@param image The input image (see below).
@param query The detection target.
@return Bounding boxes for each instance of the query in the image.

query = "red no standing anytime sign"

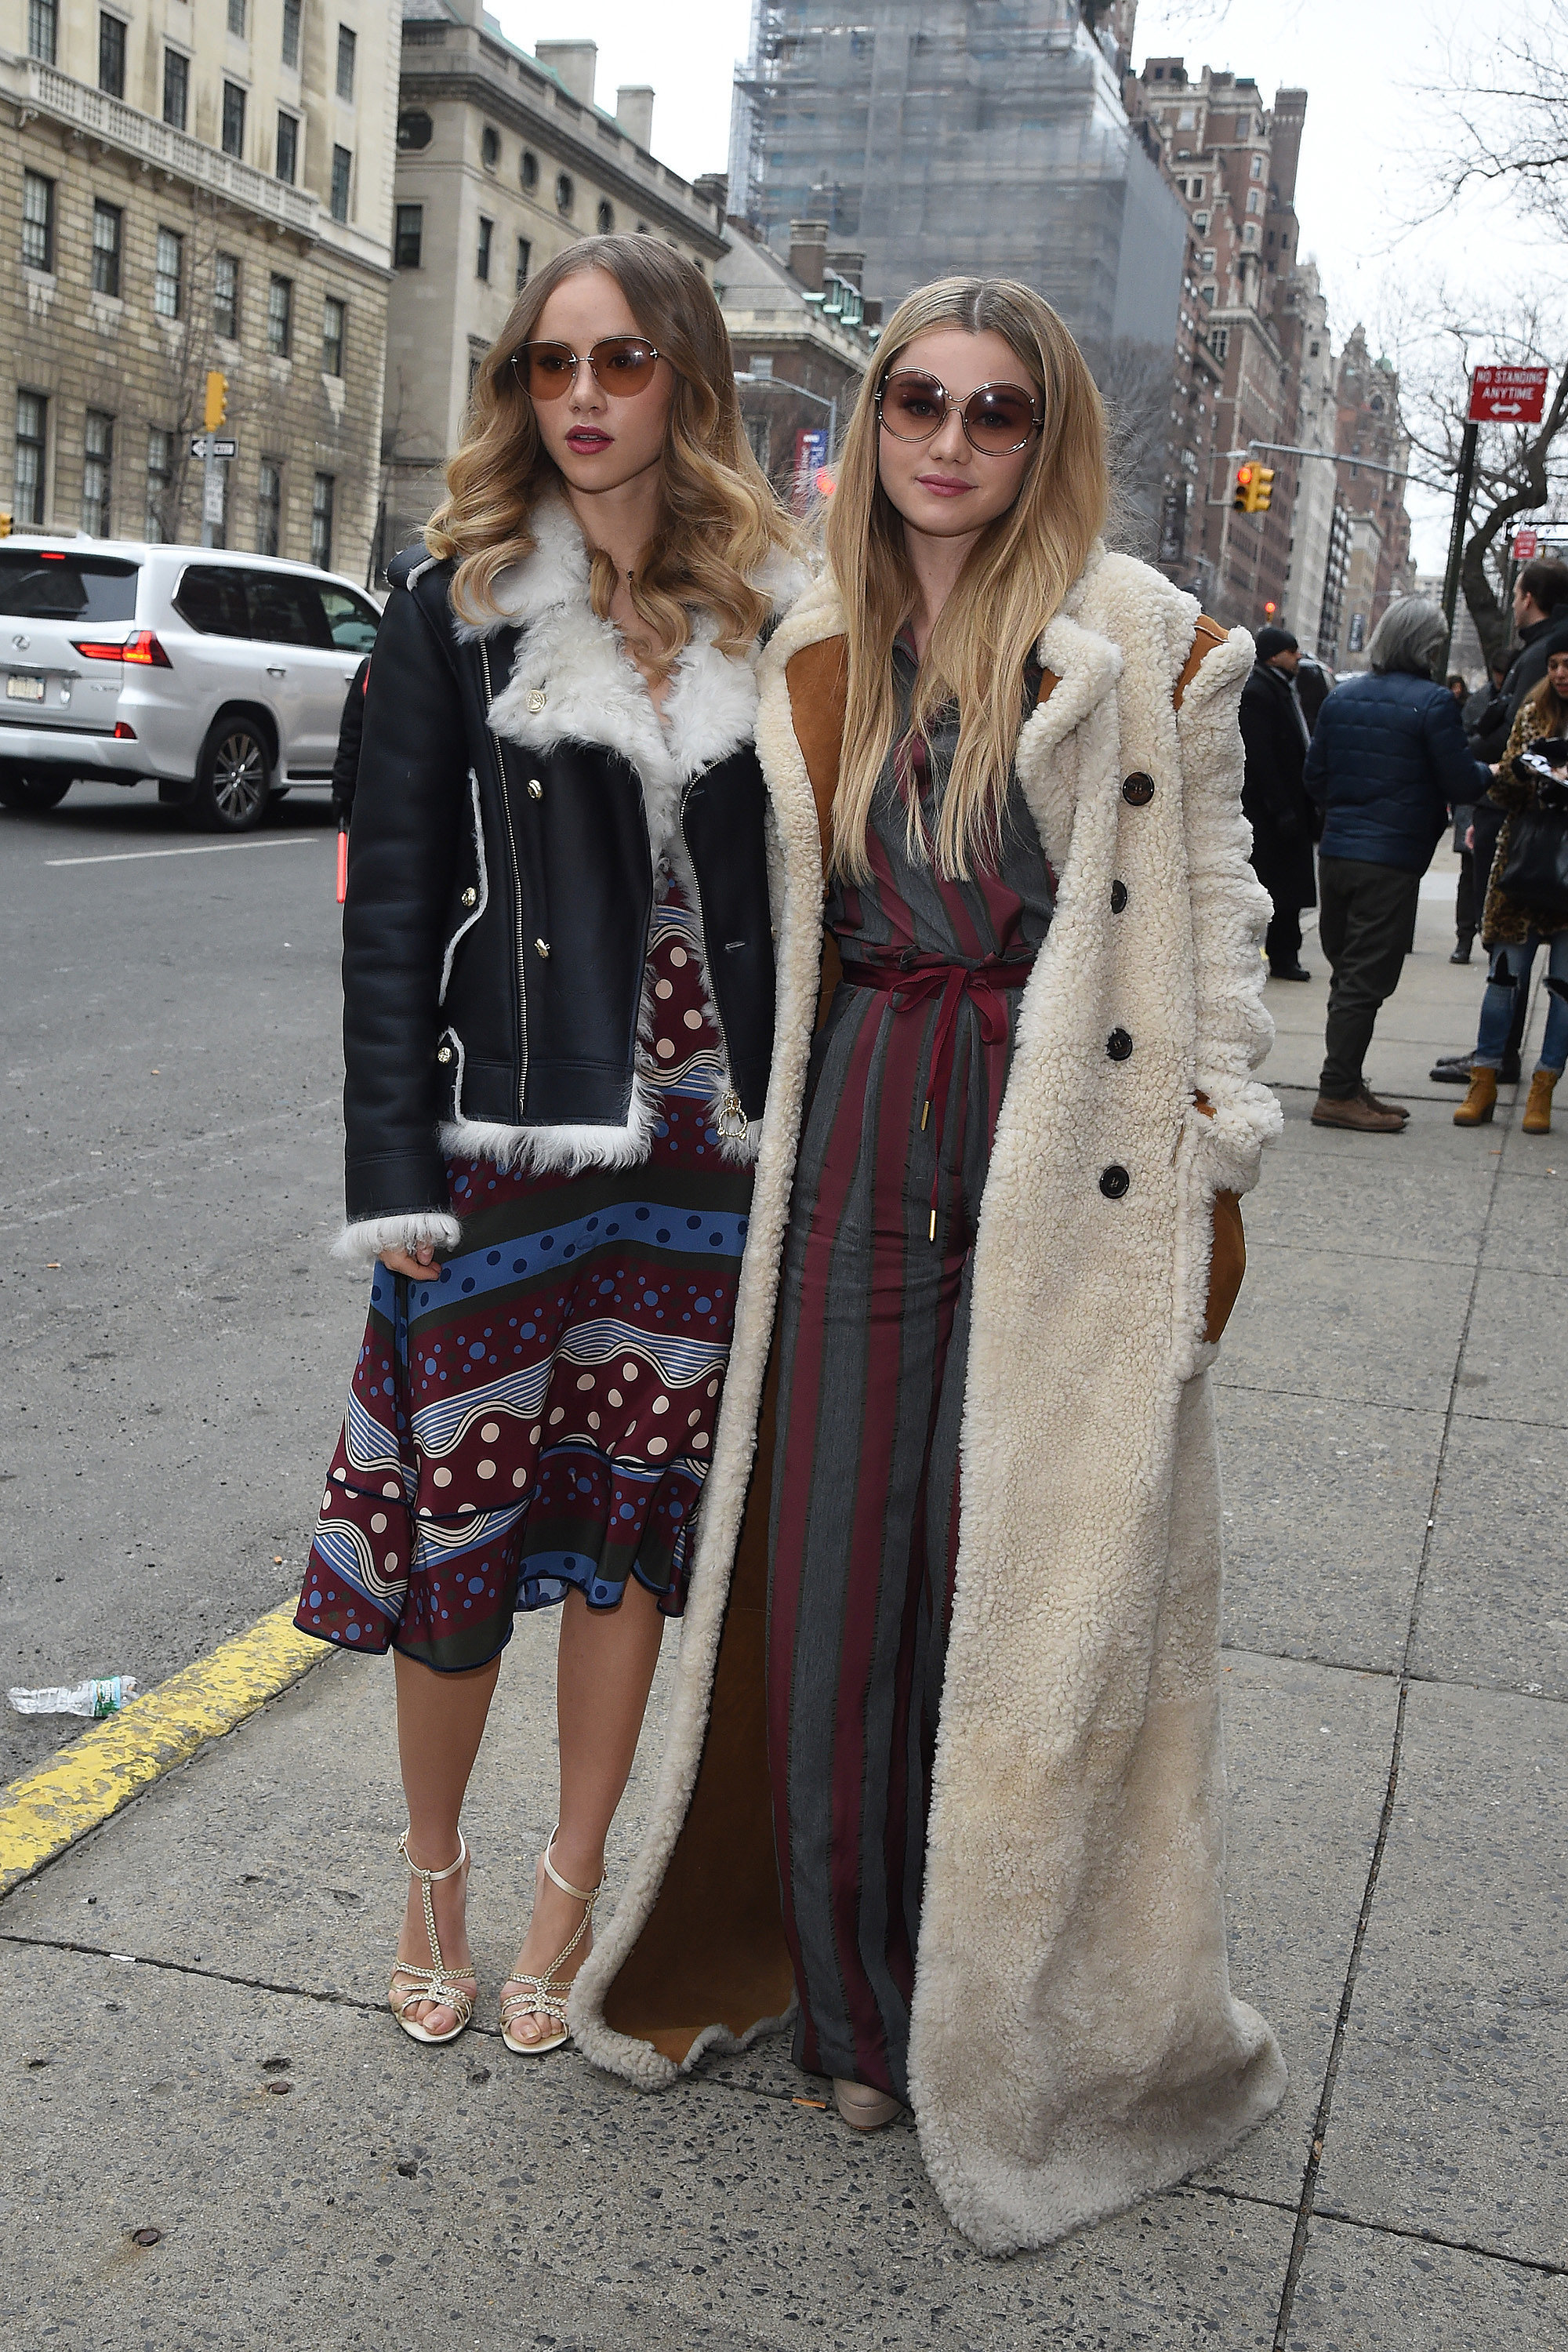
[1468,366,1550,423]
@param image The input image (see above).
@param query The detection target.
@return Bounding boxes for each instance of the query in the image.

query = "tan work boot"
[1523,1068,1559,1134]
[1453,1068,1498,1127]
[1312,1091,1407,1132]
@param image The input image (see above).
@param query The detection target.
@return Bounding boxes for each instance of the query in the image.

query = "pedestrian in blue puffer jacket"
[1304,600,1492,1131]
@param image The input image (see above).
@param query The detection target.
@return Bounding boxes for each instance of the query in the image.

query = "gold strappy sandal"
[499,1831,603,2056]
[389,1830,477,2046]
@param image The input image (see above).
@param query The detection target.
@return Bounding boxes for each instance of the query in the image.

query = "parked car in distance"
[0,538,382,831]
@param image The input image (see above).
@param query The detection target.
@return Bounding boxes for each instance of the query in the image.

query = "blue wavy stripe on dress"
[408,1359,557,1455]
[309,1519,406,1619]
[409,1501,531,1558]
[406,1202,751,1313]
[342,1392,413,1483]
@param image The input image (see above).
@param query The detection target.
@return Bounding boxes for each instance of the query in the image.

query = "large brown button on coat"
[1122,772,1156,806]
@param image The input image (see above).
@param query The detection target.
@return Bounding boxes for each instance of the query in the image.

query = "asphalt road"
[1,779,364,1784]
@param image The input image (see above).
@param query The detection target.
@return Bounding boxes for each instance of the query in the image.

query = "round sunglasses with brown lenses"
[513,336,664,400]
[877,369,1043,456]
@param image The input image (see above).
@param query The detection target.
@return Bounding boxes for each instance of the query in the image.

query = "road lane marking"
[45,838,320,868]
[0,1602,323,1894]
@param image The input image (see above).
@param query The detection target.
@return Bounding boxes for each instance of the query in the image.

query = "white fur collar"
[466,495,802,865]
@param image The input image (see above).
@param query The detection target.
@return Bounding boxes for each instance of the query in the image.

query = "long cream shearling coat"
[571,545,1289,2255]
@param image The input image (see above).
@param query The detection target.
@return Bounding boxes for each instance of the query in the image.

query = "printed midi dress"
[768,650,1054,2103]
[298,877,755,1672]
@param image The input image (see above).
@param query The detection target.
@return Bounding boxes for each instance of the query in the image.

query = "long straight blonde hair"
[826,278,1109,880]
[425,236,796,672]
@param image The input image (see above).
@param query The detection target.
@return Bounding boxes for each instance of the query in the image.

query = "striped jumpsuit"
[768,649,1054,2102]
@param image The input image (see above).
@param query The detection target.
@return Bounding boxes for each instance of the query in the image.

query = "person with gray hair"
[1303,598,1493,1131]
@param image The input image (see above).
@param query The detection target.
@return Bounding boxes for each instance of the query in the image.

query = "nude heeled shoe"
[389,1830,477,2045]
[499,1831,604,2056]
[833,2078,902,2132]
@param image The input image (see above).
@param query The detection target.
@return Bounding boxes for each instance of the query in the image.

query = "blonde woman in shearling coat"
[572,279,1287,2255]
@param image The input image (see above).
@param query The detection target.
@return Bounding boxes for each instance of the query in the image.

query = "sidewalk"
[3,884,1563,2352]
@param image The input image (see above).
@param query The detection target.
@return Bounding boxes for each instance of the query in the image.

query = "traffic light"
[0,511,11,538]
[204,371,227,431]
[1232,461,1276,514]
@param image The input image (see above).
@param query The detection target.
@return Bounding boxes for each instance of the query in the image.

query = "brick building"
[2,0,400,576]
[381,3,727,561]
[1331,325,1414,668]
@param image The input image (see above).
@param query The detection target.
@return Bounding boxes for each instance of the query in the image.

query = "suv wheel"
[0,764,72,811]
[190,717,273,832]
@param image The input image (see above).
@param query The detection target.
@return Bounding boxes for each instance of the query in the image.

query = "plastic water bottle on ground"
[7,1676,138,1719]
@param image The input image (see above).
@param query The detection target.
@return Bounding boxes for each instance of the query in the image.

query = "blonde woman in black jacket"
[296,239,799,2053]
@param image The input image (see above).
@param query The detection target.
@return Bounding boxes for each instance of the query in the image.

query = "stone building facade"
[1331,325,1414,670]
[1,0,399,576]
[716,215,877,510]
[382,2,727,562]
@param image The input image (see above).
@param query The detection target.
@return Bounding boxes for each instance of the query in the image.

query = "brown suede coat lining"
[601,616,1244,2063]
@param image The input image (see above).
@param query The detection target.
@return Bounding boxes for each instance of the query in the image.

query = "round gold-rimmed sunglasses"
[511,336,664,399]
[876,368,1043,455]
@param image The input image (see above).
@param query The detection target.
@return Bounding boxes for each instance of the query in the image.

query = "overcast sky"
[492,0,1551,568]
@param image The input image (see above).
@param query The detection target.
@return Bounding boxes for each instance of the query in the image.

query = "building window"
[276,110,298,183]
[515,235,531,292]
[91,201,122,297]
[310,474,335,569]
[336,24,356,100]
[227,0,246,33]
[82,410,114,536]
[477,216,492,281]
[213,251,239,340]
[330,145,352,222]
[521,149,538,191]
[281,0,300,67]
[267,274,292,357]
[154,227,183,318]
[22,172,55,273]
[1200,249,1215,271]
[99,11,126,97]
[163,47,189,129]
[555,172,573,215]
[597,200,614,233]
[1250,152,1264,178]
[27,0,56,64]
[394,204,423,268]
[322,296,345,376]
[145,426,173,539]
[15,392,47,528]
[745,415,769,469]
[256,459,281,556]
[397,109,432,150]
[223,82,246,158]
[481,125,500,169]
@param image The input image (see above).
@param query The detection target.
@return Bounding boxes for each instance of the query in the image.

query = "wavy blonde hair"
[826,278,1109,880]
[425,236,796,672]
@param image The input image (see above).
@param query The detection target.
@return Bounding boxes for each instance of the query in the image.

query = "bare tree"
[1083,336,1174,562]
[1424,3,1568,241]
[1385,286,1568,665]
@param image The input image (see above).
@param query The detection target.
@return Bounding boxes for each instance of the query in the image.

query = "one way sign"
[191,434,238,459]
[1468,367,1549,425]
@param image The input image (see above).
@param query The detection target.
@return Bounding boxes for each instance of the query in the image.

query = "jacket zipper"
[478,644,529,1118]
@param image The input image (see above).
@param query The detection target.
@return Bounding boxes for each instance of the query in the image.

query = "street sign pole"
[1438,420,1479,676]
[201,441,223,548]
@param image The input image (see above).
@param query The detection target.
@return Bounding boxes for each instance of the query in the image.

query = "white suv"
[0,537,382,830]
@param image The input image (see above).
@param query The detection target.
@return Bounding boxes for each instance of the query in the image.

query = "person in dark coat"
[330,655,370,828]
[1498,558,1568,728]
[1294,651,1333,732]
[1304,598,1493,1132]
[1238,625,1316,978]
[1465,651,1515,766]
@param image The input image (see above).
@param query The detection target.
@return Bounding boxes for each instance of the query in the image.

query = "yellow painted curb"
[0,1603,323,1895]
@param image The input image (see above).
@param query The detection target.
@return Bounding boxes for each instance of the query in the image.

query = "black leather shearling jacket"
[341,544,778,1228]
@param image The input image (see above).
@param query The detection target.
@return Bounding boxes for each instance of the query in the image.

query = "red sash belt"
[839,951,1036,1240]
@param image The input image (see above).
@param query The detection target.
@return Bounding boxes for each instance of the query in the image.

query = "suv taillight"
[71,631,172,667]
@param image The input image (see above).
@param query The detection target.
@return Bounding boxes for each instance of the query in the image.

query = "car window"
[318,583,379,653]
[243,571,332,649]
[173,564,250,638]
[0,553,139,622]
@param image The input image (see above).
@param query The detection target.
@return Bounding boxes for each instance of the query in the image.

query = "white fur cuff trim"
[331,1211,463,1267]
